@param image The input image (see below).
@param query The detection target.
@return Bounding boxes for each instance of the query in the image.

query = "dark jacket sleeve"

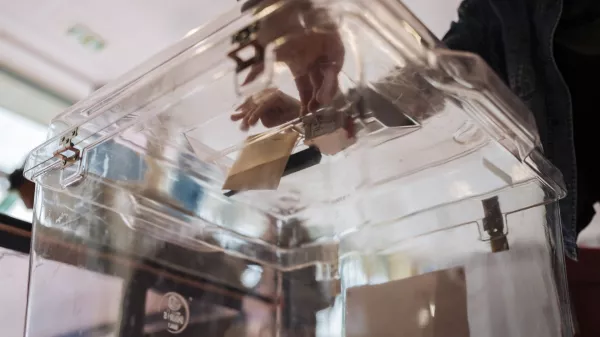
[442,0,493,57]
[441,0,509,85]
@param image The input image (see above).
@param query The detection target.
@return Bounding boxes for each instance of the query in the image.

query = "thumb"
[316,67,339,105]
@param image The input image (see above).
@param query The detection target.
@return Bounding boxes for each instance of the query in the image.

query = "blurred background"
[0,1,461,336]
[0,0,244,221]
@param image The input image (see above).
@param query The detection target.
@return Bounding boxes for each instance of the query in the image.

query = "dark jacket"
[442,0,577,258]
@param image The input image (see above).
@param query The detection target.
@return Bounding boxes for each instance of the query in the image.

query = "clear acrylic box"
[23,0,572,336]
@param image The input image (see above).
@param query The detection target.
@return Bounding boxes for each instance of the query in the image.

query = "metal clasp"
[228,22,265,74]
[481,196,509,252]
[54,128,80,167]
[54,146,80,166]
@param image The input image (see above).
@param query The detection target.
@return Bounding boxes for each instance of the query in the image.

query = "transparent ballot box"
[23,0,571,336]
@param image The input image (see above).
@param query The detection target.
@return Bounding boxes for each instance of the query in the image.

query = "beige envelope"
[346,267,469,337]
[223,130,299,191]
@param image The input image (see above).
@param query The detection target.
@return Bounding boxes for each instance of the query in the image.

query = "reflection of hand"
[244,0,345,115]
[231,88,301,130]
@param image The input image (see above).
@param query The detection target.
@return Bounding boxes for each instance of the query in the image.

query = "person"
[233,0,600,260]
[8,168,35,209]
[233,0,344,130]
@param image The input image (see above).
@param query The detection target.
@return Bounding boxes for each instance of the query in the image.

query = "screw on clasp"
[54,128,80,167]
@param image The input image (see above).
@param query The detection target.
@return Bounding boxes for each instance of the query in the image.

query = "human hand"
[243,0,345,115]
[231,88,301,130]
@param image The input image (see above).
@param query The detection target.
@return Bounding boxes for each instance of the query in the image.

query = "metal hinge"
[53,128,80,167]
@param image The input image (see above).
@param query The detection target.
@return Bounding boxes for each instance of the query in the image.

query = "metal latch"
[302,108,356,155]
[303,110,346,140]
[481,196,509,252]
[54,128,80,167]
[227,22,264,74]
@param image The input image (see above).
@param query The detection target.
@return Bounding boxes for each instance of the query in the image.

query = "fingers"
[241,112,252,130]
[232,97,256,123]
[235,96,255,112]
[316,66,339,105]
[298,62,340,114]
[314,32,344,104]
[232,97,257,129]
[308,66,324,112]
[234,102,267,130]
[240,109,255,131]
[247,106,262,126]
[317,34,344,104]
[230,111,247,121]
[302,33,343,108]
[294,73,314,115]
[308,62,340,113]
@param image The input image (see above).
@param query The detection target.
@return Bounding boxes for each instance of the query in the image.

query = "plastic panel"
[23,0,571,336]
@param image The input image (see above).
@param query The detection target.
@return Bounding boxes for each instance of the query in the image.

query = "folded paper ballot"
[223,130,299,191]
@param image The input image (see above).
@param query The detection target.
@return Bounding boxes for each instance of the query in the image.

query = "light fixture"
[66,24,106,52]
